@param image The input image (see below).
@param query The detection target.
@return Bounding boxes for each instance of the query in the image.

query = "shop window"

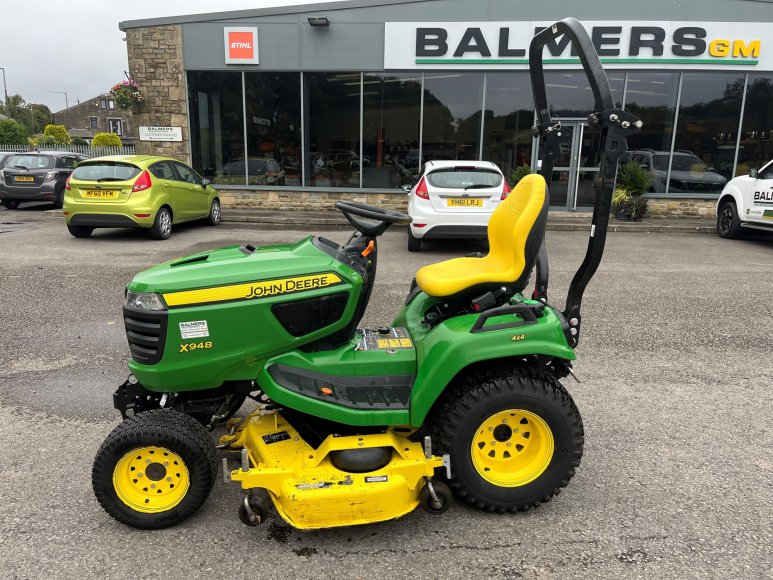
[736,75,773,177]
[188,71,246,186]
[481,72,534,182]
[623,72,680,194]
[422,72,484,162]
[362,73,422,189]
[244,73,302,187]
[671,73,744,193]
[304,72,361,188]
[543,71,624,118]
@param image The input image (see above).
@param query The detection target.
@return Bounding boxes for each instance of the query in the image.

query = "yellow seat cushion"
[416,174,547,298]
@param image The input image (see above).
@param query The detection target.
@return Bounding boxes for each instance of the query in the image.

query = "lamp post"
[0,67,8,110]
[48,90,69,110]
[28,104,34,134]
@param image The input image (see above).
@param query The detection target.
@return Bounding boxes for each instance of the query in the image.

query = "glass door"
[534,121,601,210]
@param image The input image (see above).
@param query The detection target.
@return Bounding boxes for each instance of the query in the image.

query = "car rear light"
[132,170,152,192]
[415,177,429,199]
[413,223,427,228]
[501,180,511,200]
[65,174,73,191]
[63,211,70,216]
[133,214,151,218]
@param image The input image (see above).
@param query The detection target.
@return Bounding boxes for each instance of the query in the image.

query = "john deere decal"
[163,273,342,307]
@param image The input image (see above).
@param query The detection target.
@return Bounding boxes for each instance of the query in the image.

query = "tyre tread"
[432,365,584,513]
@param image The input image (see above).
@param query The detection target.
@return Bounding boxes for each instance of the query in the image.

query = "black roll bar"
[528,18,642,348]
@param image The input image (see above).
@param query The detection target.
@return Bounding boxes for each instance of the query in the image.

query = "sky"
[0,0,332,112]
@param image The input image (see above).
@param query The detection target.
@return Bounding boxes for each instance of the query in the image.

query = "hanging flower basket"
[109,80,144,111]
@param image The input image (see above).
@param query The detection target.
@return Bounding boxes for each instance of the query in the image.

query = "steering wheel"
[335,201,412,237]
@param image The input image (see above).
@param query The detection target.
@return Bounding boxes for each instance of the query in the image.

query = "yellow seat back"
[415,174,547,298]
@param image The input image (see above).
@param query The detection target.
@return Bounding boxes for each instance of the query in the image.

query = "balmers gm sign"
[384,21,769,70]
[224,27,259,65]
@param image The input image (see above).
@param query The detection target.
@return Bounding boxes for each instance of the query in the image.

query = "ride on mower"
[92,19,641,530]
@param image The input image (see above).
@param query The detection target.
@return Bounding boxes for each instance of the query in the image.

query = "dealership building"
[119,0,773,216]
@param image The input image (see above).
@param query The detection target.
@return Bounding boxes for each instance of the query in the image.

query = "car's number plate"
[14,176,34,182]
[83,190,119,199]
[447,198,483,207]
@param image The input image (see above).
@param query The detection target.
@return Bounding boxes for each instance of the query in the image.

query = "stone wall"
[215,189,718,219]
[647,199,716,219]
[126,25,189,162]
[216,189,409,212]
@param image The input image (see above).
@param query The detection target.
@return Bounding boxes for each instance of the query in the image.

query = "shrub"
[0,118,28,145]
[34,134,59,148]
[617,161,652,195]
[70,136,89,146]
[509,164,532,187]
[612,161,652,221]
[92,132,123,148]
[43,124,71,145]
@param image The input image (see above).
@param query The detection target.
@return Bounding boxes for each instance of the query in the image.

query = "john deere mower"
[92,19,641,530]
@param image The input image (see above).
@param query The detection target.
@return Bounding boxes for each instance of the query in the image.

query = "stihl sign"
[224,28,259,64]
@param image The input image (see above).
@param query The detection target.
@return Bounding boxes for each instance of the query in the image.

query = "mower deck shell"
[226,410,442,529]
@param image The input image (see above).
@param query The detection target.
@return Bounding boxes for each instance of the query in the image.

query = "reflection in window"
[671,73,743,193]
[244,73,301,187]
[188,71,246,186]
[305,73,361,188]
[623,72,679,193]
[422,73,483,162]
[481,72,534,181]
[544,72,624,118]
[362,73,422,189]
[736,75,773,176]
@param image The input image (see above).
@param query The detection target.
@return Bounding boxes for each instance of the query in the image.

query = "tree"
[0,94,52,135]
[0,118,28,145]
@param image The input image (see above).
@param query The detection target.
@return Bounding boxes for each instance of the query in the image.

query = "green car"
[63,155,221,239]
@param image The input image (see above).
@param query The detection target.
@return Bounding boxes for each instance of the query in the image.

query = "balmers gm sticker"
[179,320,209,339]
[162,273,342,308]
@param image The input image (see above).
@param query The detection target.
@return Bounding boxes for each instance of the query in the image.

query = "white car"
[716,159,773,238]
[404,160,510,251]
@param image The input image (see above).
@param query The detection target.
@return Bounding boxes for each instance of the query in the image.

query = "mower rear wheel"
[433,367,583,512]
[92,409,218,529]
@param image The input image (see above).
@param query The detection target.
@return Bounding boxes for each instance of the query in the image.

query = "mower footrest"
[267,364,412,409]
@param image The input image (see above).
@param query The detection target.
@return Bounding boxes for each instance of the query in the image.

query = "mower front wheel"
[92,409,218,529]
[433,367,583,513]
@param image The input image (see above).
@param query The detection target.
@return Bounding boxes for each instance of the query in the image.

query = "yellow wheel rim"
[113,446,190,514]
[471,409,554,487]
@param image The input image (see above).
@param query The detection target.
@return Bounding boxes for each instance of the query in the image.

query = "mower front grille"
[123,307,168,365]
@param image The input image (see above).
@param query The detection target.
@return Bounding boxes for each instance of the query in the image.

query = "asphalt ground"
[0,204,771,579]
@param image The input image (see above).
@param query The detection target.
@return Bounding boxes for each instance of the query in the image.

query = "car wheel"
[67,224,94,238]
[717,201,741,239]
[150,207,172,240]
[408,230,422,252]
[1,199,20,210]
[206,198,221,226]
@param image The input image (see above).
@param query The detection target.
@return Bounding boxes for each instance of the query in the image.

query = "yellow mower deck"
[222,409,443,529]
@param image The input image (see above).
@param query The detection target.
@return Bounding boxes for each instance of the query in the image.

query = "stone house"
[52,95,135,145]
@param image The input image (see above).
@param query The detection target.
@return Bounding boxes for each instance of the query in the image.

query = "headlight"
[125,291,166,311]
[45,171,57,181]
